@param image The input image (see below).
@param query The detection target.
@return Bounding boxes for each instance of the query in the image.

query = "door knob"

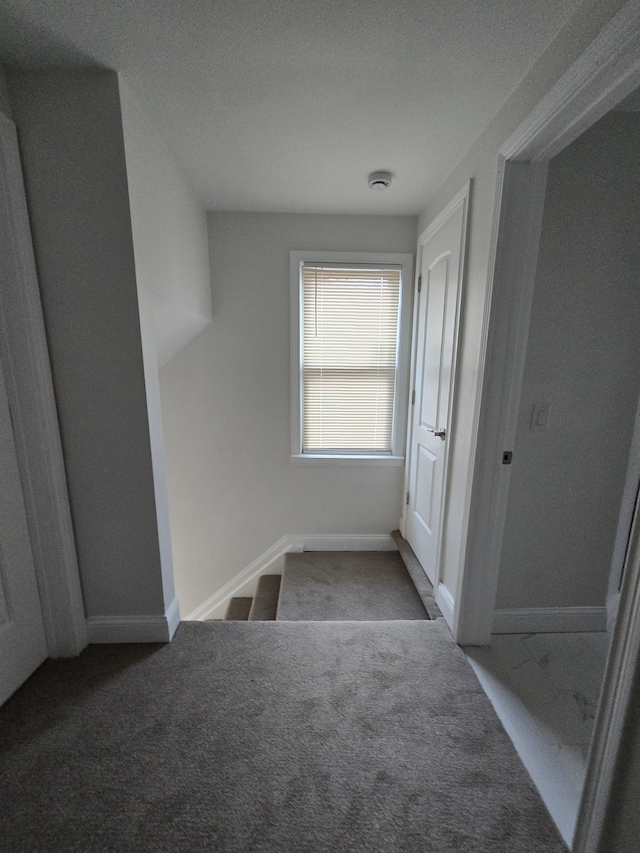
[427,427,446,440]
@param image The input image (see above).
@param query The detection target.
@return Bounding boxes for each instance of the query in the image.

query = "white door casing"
[405,184,469,603]
[0,112,86,660]
[0,358,48,705]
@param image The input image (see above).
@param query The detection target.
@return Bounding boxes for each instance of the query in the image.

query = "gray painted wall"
[118,76,212,614]
[496,111,640,610]
[0,67,10,118]
[7,70,166,618]
[160,212,417,617]
[118,78,212,368]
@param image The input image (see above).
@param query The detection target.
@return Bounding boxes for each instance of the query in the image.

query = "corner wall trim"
[165,597,181,640]
[185,533,397,621]
[87,597,181,643]
[493,606,607,634]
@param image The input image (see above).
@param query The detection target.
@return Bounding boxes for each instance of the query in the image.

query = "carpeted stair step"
[391,530,442,620]
[224,596,252,621]
[276,551,429,621]
[248,574,281,621]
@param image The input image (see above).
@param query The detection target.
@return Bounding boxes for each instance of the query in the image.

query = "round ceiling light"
[368,171,392,191]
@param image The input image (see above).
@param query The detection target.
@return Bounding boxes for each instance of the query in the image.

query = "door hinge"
[417,275,422,293]
[411,389,415,406]
[406,491,410,505]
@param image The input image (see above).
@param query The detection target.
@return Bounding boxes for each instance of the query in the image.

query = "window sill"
[290,454,405,467]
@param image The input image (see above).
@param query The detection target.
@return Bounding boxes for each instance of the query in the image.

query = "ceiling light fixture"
[368,171,392,191]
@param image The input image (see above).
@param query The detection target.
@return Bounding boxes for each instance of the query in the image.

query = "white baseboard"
[290,533,396,552]
[185,533,397,621]
[436,583,455,631]
[87,597,181,643]
[492,606,607,634]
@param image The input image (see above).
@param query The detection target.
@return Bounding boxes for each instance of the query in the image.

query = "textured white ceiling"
[0,0,586,214]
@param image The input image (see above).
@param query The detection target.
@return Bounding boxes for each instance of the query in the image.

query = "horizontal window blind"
[301,264,401,453]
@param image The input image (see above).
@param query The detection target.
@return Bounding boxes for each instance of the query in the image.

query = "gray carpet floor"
[0,620,566,852]
[277,551,429,621]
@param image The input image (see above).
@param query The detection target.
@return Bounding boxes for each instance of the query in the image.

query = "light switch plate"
[530,402,551,432]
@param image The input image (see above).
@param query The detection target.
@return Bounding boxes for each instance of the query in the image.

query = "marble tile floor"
[464,632,610,847]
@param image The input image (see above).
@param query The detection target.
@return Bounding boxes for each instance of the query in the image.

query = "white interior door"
[406,190,468,586]
[0,358,48,705]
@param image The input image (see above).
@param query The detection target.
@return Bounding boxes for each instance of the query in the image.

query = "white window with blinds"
[290,251,413,464]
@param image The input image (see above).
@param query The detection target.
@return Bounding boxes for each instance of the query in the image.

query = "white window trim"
[290,250,414,465]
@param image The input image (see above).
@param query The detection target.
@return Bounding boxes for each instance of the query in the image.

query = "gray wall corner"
[0,66,11,119]
[6,68,170,624]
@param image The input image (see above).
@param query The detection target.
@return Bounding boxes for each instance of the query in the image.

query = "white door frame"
[458,2,640,850]
[401,183,469,624]
[0,112,87,657]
